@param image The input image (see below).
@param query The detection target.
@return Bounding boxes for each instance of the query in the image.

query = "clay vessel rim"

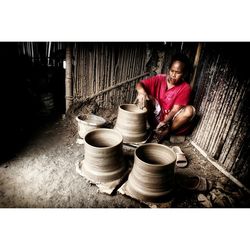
[84,128,123,149]
[76,115,106,126]
[119,104,147,114]
[135,143,176,166]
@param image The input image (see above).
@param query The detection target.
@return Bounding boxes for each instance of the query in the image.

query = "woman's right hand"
[134,82,149,109]
[135,92,149,109]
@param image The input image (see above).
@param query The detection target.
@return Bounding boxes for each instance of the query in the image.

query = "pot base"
[122,130,152,146]
[76,160,130,194]
[78,159,127,183]
[118,181,174,206]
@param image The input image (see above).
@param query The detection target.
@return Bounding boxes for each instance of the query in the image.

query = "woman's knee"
[183,105,195,119]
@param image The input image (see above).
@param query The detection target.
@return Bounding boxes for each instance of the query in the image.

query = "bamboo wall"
[17,42,65,67]
[191,43,250,186]
[71,42,148,109]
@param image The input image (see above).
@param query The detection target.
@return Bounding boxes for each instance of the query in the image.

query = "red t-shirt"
[141,74,191,121]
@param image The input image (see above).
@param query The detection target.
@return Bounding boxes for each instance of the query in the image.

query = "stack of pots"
[114,104,148,143]
[81,128,126,183]
[126,143,176,202]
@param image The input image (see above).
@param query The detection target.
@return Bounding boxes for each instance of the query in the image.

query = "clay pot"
[76,114,106,139]
[126,143,176,202]
[114,104,148,143]
[82,128,126,183]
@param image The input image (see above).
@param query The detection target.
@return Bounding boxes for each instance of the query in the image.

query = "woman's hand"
[155,121,171,133]
[134,92,149,109]
[154,121,171,143]
[155,121,167,132]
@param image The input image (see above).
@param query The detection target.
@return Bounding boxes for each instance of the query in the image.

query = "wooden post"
[190,42,202,88]
[155,50,165,74]
[65,43,73,113]
[47,42,51,66]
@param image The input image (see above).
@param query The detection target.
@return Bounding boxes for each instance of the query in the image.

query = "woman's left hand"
[155,121,167,132]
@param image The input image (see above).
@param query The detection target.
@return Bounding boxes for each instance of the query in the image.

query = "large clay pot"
[114,104,148,143]
[82,128,126,183]
[126,143,176,202]
[76,114,106,139]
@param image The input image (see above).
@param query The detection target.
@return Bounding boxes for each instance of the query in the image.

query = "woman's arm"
[135,82,149,109]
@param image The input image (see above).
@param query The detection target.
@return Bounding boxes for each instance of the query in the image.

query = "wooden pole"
[47,41,51,66]
[190,140,250,194]
[190,42,202,88]
[77,72,149,102]
[65,43,73,113]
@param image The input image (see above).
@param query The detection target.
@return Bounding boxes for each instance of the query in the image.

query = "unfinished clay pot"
[126,143,176,202]
[114,104,148,143]
[76,114,106,139]
[82,128,126,183]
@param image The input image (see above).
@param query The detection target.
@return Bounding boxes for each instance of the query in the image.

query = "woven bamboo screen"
[71,42,148,108]
[191,43,250,185]
[17,42,65,67]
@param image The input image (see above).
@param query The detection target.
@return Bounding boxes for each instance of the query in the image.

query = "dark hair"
[169,53,191,80]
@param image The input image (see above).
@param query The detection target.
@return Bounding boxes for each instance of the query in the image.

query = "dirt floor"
[0,103,250,208]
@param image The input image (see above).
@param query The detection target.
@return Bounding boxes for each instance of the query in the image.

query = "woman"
[135,53,195,143]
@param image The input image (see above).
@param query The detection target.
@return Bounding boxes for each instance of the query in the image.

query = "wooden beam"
[77,72,150,102]
[190,42,203,88]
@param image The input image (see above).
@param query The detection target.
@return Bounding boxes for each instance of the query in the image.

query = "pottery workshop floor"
[0,117,249,208]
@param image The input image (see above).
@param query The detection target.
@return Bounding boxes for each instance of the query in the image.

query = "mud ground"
[0,103,250,208]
